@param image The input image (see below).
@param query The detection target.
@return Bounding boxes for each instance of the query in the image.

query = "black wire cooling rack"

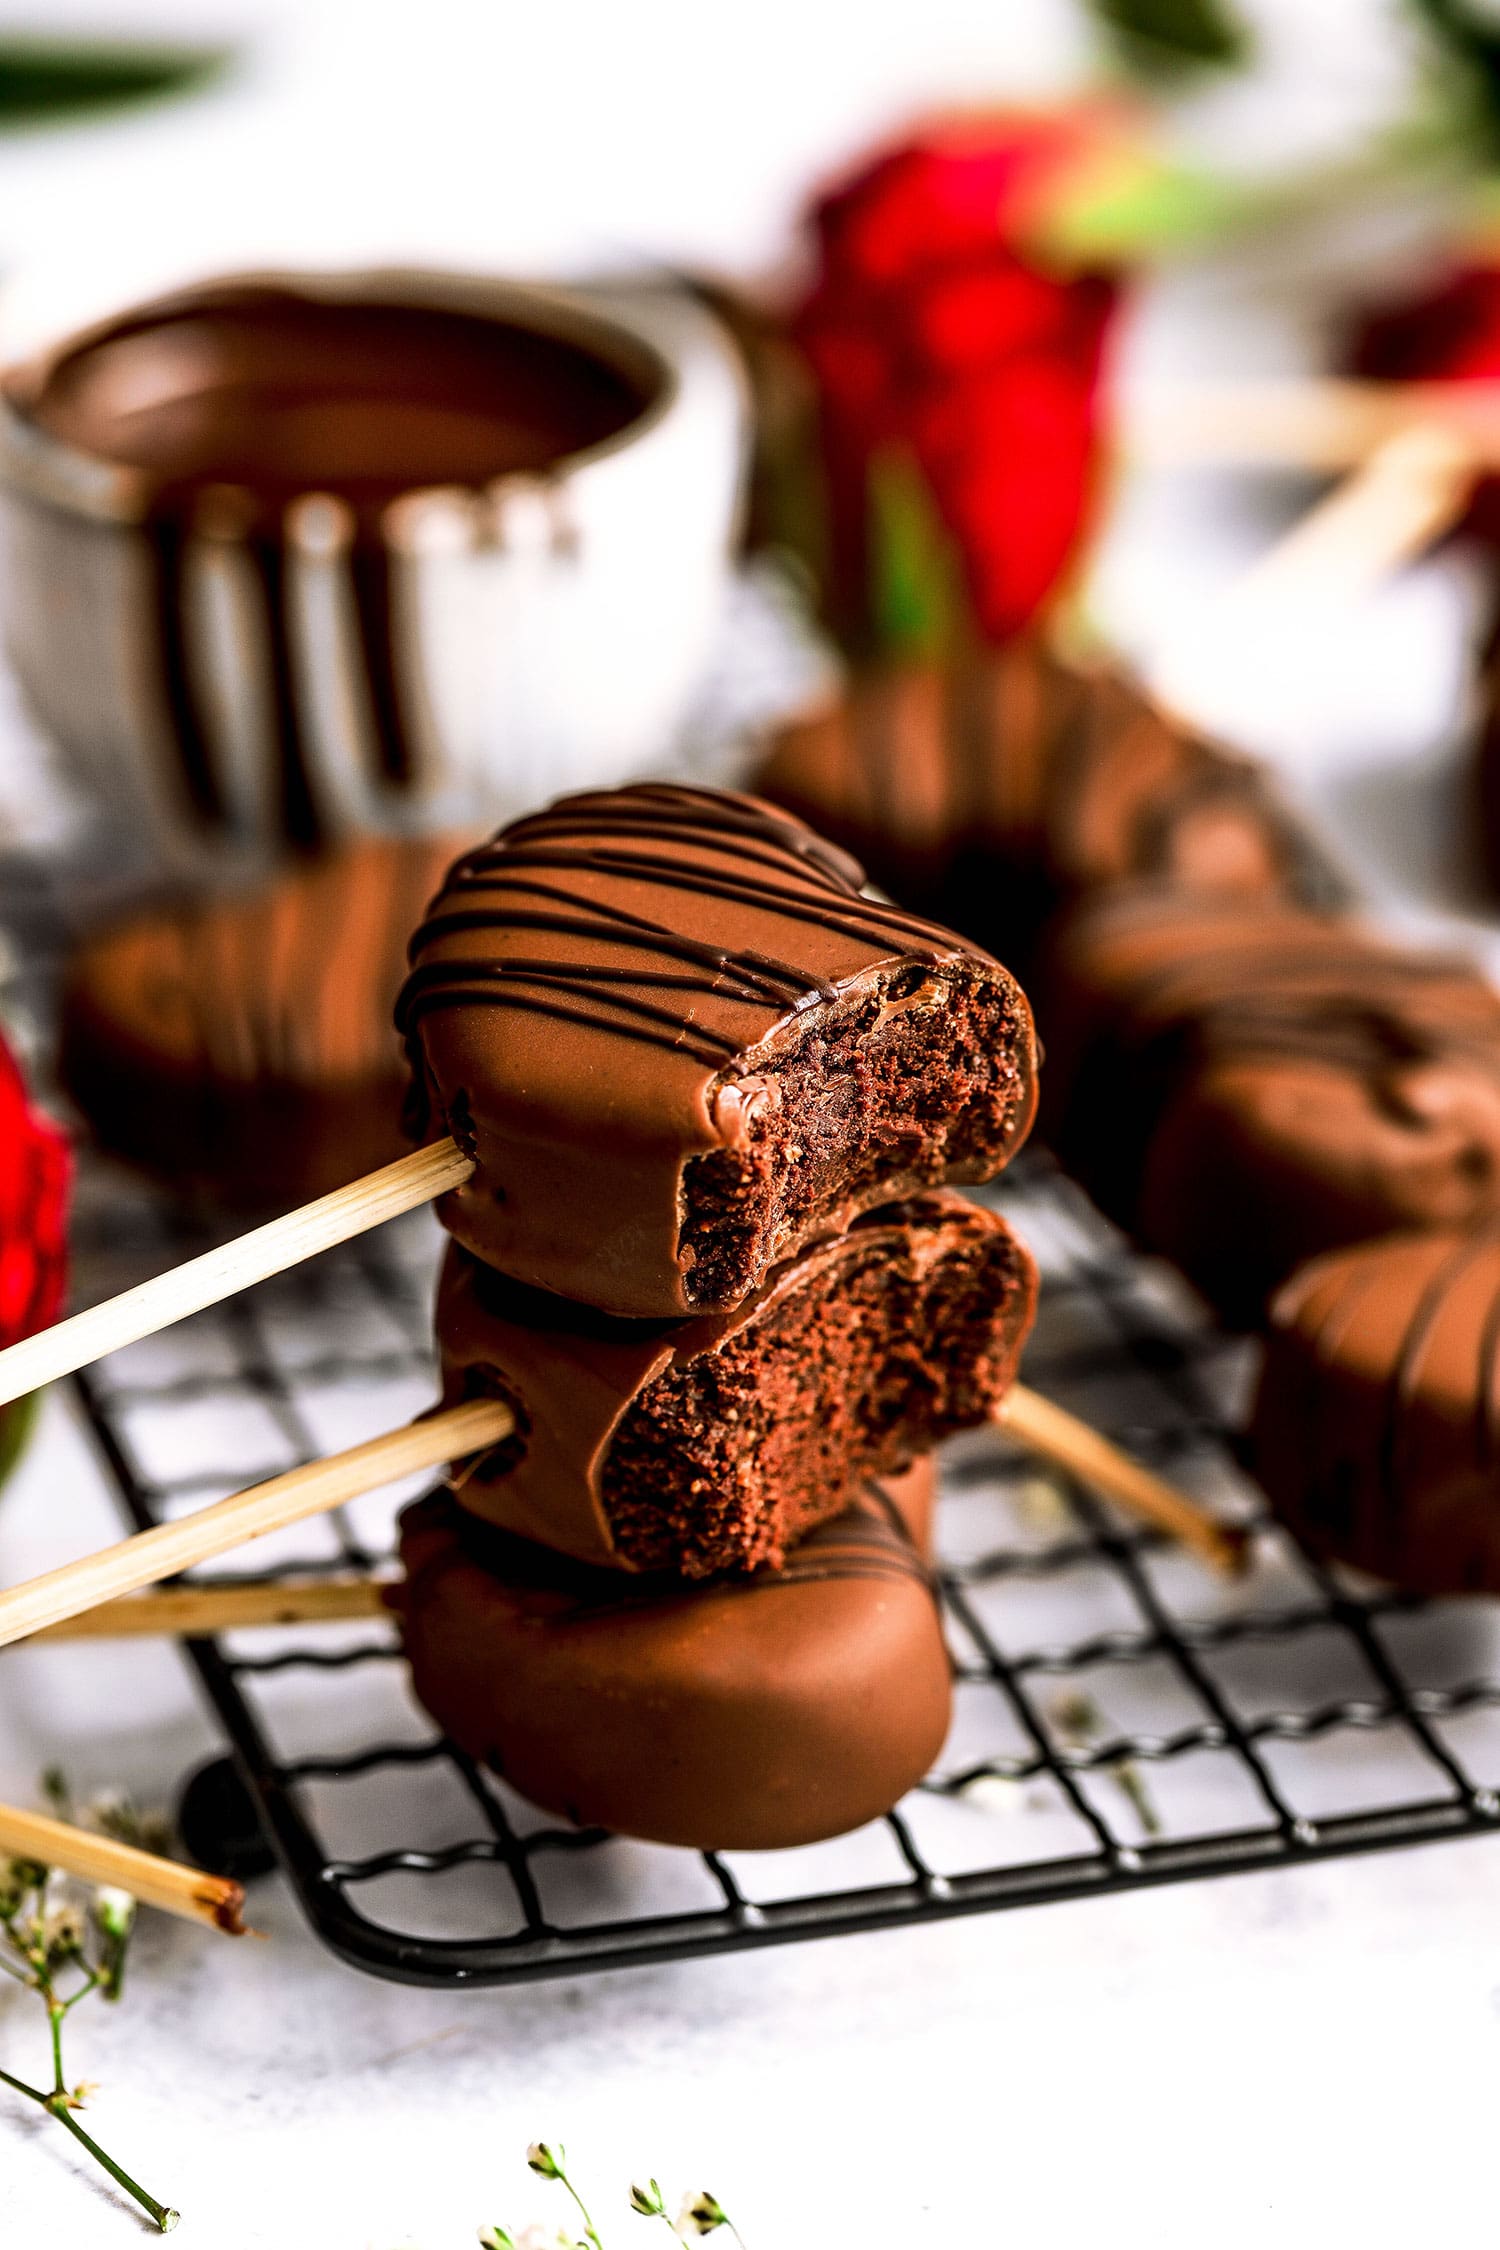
[56,1147,1500,1990]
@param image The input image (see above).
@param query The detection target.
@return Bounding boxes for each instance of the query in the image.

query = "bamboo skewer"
[1128,376,1500,470]
[0,1396,511,1650]
[997,1386,1246,1576]
[0,1136,474,1414]
[0,1379,1237,1657]
[0,1800,249,1936]
[1217,423,1481,616]
[32,1576,394,1640]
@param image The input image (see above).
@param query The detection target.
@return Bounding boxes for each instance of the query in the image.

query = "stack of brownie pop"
[389,781,1042,1851]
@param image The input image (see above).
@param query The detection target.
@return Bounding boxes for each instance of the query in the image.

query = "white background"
[4,2,1500,2243]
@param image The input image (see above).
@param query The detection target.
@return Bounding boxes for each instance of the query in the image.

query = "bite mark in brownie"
[679,965,1028,1308]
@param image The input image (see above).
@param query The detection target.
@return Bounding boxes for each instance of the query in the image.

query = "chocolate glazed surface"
[9,281,657,843]
[757,644,1321,977]
[59,831,466,1207]
[1253,1223,1500,1594]
[398,784,1036,1317]
[394,1461,951,1850]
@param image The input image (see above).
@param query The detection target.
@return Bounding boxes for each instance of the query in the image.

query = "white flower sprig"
[0,1770,178,2232]
[481,2142,745,2248]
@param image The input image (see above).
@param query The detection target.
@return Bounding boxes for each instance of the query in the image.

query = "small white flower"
[956,1770,1026,1817]
[526,2143,563,2180]
[41,1902,86,1956]
[93,1886,137,1941]
[677,2190,729,2236]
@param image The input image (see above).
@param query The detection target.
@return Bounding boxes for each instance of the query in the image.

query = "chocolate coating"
[440,1191,1036,1576]
[61,833,463,1208]
[1039,886,1500,1321]
[757,646,1320,974]
[399,782,1037,1318]
[1252,1226,1500,1595]
[395,1460,950,1850]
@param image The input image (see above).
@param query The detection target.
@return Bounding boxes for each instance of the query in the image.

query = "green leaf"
[1409,0,1500,154]
[1036,153,1264,265]
[0,37,230,129]
[1089,0,1251,78]
[867,445,966,660]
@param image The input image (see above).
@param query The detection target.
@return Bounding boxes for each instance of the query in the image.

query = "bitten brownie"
[394,1460,949,1850]
[61,834,463,1209]
[398,782,1037,1318]
[1038,885,1500,1322]
[1252,1225,1500,1596]
[439,1191,1037,1576]
[756,644,1318,975]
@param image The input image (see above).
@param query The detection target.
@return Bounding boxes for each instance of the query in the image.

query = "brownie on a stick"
[1039,884,1500,1322]
[399,783,1037,1318]
[62,834,463,1209]
[395,1461,949,1850]
[440,1191,1036,1577]
[1252,1224,1500,1596]
[758,645,1316,977]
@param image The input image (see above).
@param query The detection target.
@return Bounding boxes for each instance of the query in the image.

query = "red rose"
[795,112,1123,648]
[0,1028,69,1367]
[1352,263,1500,540]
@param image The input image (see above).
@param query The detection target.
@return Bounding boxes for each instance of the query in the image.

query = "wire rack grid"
[53,1143,1500,1991]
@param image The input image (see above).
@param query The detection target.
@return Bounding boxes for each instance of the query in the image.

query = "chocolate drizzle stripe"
[347,543,413,788]
[448,843,957,959]
[249,533,322,851]
[398,788,1006,1088]
[545,1536,928,1622]
[411,902,822,1008]
[1307,1253,1391,1548]
[1475,1225,1500,1470]
[495,816,863,893]
[403,980,737,1067]
[399,960,743,1062]
[769,1559,931,1590]
[149,516,227,830]
[501,784,864,884]
[1380,1231,1494,1535]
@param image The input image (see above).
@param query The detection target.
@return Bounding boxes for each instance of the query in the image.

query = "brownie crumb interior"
[678,965,1028,1310]
[602,1206,1031,1577]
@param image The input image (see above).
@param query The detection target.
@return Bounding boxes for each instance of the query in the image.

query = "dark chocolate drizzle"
[1084,915,1500,1087]
[397,784,986,1081]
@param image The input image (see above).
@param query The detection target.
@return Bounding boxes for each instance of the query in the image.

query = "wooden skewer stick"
[1127,376,1500,471]
[1221,423,1482,615]
[0,1395,510,1651]
[0,1136,474,1414]
[8,1381,1233,1660]
[32,1576,394,1640]
[0,1800,249,1935]
[997,1386,1248,1577]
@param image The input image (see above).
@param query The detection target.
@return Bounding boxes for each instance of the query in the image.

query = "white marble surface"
[6,3,1500,2244]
